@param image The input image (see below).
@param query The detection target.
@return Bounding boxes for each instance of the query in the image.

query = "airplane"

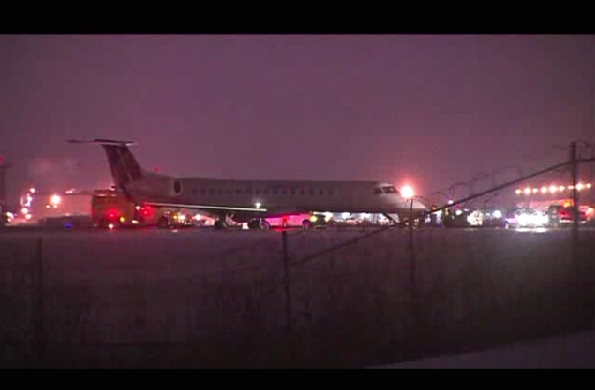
[67,138,427,229]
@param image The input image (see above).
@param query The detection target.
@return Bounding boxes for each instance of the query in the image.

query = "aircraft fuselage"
[126,175,425,222]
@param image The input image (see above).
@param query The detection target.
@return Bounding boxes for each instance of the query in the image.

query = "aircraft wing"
[144,202,268,213]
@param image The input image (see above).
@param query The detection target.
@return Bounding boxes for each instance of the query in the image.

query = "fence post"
[408,199,418,324]
[281,231,293,366]
[281,231,291,335]
[33,237,45,368]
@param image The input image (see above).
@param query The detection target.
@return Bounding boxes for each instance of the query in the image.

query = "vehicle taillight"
[107,210,118,220]
[559,210,568,218]
[140,206,152,217]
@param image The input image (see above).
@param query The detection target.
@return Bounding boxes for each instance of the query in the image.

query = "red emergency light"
[107,210,118,220]
[140,205,152,217]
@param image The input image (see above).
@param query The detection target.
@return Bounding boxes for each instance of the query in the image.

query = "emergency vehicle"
[91,189,195,229]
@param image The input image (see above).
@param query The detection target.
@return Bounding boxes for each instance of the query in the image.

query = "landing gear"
[247,218,270,230]
[214,220,228,230]
[382,213,399,225]
[157,216,170,229]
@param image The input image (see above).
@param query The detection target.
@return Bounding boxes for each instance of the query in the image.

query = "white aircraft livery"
[68,139,426,229]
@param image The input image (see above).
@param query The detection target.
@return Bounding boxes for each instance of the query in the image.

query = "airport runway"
[2,223,594,235]
[1,224,592,283]
[2,224,594,264]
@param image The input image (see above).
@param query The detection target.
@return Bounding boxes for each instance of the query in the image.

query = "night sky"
[1,35,594,205]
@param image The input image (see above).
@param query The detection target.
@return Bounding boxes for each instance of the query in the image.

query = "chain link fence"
[1,221,594,368]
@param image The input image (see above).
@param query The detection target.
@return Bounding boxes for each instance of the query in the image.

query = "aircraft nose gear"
[214,213,234,230]
[214,220,228,230]
[247,218,270,230]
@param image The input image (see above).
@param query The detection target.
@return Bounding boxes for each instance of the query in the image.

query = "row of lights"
[515,183,592,195]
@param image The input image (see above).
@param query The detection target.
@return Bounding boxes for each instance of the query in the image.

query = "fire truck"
[91,189,195,229]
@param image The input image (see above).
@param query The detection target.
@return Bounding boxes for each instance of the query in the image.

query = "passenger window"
[374,188,383,194]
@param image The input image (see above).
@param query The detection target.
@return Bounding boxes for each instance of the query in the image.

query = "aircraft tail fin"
[67,138,144,189]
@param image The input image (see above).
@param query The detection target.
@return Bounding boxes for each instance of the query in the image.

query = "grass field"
[1,227,594,368]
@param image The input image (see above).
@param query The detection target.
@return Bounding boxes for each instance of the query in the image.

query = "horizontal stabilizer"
[66,138,138,146]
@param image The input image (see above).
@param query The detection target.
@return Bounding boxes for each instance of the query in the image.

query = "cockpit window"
[374,185,399,194]
[374,186,398,194]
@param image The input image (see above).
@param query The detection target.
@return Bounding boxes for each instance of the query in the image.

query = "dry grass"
[1,227,594,368]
